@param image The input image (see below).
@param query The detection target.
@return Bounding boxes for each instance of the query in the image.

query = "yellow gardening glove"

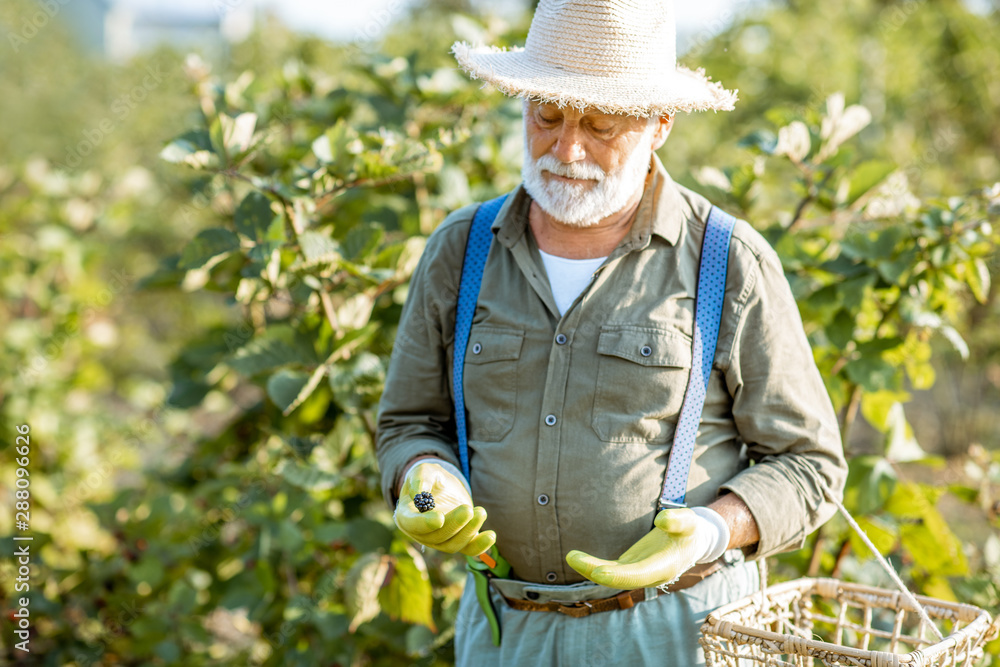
[566,507,730,590]
[394,461,496,557]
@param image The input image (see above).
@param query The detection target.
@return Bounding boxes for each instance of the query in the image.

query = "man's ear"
[651,114,674,150]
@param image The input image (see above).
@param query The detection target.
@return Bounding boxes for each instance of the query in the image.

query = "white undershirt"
[538,249,608,316]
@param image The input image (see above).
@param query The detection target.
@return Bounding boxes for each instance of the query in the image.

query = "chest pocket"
[463,326,524,442]
[592,325,692,444]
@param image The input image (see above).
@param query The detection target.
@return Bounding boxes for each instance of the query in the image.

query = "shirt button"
[472,343,482,355]
[537,494,550,505]
[526,591,540,600]
[555,333,567,345]
[544,414,557,426]
[640,345,652,357]
[546,572,558,583]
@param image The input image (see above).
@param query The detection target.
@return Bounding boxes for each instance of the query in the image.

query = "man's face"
[522,101,672,227]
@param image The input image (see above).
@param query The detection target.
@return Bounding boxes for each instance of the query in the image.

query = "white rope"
[823,485,945,642]
[753,484,947,643]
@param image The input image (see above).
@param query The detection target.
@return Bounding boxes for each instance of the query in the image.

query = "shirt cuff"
[719,464,815,559]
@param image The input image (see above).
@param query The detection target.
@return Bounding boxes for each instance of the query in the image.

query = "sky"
[258,0,760,45]
[119,0,992,47]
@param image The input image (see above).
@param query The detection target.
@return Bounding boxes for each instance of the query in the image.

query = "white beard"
[521,124,655,228]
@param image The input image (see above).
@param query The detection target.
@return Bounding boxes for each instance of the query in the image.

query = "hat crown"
[524,0,677,78]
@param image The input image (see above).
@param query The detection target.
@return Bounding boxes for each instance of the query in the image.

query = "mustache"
[533,154,606,182]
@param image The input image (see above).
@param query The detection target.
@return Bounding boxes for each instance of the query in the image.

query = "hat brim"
[453,43,738,117]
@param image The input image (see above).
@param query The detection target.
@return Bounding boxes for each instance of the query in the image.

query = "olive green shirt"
[376,155,847,585]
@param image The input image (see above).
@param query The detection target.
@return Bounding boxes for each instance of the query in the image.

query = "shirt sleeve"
[375,208,475,508]
[720,234,848,559]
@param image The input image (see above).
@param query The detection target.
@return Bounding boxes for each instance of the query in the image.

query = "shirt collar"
[493,152,689,250]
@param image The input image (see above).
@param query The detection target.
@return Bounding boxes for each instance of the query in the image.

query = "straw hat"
[452,0,737,117]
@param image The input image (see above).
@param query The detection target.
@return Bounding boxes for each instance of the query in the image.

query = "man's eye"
[539,115,560,124]
[591,126,613,135]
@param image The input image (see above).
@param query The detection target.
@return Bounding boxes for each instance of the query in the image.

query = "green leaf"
[847,160,895,206]
[392,236,427,278]
[276,519,304,553]
[346,518,394,553]
[276,458,341,492]
[178,228,240,270]
[235,191,277,240]
[314,522,347,545]
[345,553,390,632]
[826,310,855,349]
[343,223,386,262]
[314,612,350,641]
[379,545,436,631]
[160,130,216,168]
[153,640,182,662]
[137,254,186,290]
[332,294,378,333]
[406,625,437,657]
[820,255,868,279]
[167,378,211,408]
[227,325,317,375]
[884,481,942,519]
[279,361,328,416]
[947,484,979,504]
[906,360,935,390]
[848,516,897,558]
[738,129,778,155]
[128,555,165,587]
[886,482,967,576]
[218,112,258,156]
[842,225,908,261]
[883,403,927,462]
[312,119,356,171]
[900,520,968,576]
[876,248,919,285]
[837,273,877,311]
[166,580,198,615]
[967,257,991,304]
[856,336,904,356]
[329,352,384,410]
[844,356,897,392]
[860,390,911,432]
[284,435,321,459]
[267,369,310,412]
[297,231,342,267]
[843,455,897,515]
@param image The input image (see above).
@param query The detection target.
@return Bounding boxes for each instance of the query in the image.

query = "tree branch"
[841,383,863,453]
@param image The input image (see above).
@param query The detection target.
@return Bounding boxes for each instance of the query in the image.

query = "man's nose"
[551,124,586,163]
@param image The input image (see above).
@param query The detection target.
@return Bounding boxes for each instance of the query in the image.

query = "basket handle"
[756,483,945,642]
[823,484,944,641]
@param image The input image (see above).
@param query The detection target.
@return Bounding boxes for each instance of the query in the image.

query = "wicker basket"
[700,575,998,667]
[700,485,1000,667]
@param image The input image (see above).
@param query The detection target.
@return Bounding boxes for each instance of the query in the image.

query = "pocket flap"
[597,326,692,368]
[466,327,525,364]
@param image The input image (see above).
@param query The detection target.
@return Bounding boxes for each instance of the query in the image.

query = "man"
[376,1,847,664]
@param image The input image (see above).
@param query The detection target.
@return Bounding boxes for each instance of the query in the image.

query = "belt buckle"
[657,500,687,512]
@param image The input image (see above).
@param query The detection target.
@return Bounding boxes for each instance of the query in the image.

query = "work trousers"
[454,552,758,666]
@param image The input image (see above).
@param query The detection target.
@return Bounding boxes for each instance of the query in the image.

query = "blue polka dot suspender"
[453,197,737,510]
[658,206,736,509]
[454,195,509,480]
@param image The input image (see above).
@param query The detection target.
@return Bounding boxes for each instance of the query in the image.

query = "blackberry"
[413,491,435,513]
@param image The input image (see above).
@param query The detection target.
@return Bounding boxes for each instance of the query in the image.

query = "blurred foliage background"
[0,0,999,664]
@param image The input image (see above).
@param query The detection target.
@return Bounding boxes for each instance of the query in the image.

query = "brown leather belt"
[500,560,724,618]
